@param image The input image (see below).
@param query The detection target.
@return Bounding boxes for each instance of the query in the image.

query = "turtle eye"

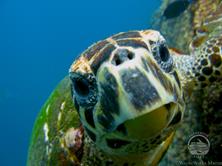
[73,78,90,97]
[159,44,170,62]
[152,42,173,73]
[70,73,98,108]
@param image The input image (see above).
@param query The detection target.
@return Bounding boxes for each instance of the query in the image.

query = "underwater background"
[0,0,160,165]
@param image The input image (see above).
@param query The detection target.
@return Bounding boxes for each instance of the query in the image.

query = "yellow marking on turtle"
[70,56,92,74]
[150,132,175,166]
[107,37,118,45]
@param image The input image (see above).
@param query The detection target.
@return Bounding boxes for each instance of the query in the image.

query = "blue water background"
[0,0,160,165]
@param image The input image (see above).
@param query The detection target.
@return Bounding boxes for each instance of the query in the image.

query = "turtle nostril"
[112,49,135,66]
[127,52,134,60]
[115,58,122,66]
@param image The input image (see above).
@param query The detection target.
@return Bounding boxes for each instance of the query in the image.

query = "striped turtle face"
[69,30,184,155]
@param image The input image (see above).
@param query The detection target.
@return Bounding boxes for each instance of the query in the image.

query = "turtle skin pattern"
[152,0,222,164]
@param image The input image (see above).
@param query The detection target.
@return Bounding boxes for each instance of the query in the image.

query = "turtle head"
[69,30,184,155]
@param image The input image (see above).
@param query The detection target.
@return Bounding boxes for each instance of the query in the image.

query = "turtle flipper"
[27,76,83,166]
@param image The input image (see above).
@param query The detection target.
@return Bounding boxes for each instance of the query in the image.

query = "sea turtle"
[27,29,222,166]
[27,30,184,166]
[27,1,222,166]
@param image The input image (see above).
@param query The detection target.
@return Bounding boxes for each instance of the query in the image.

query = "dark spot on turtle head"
[202,67,213,76]
[100,71,120,116]
[198,76,206,82]
[209,53,221,67]
[106,138,130,149]
[98,114,115,131]
[148,40,155,46]
[186,71,191,76]
[116,39,148,50]
[201,59,208,66]
[197,66,201,70]
[165,103,171,111]
[168,111,182,126]
[201,83,207,88]
[84,108,95,128]
[209,76,217,83]
[195,73,200,77]
[112,31,141,40]
[121,69,160,110]
[85,127,96,142]
[116,123,127,135]
[83,40,109,60]
[90,44,116,74]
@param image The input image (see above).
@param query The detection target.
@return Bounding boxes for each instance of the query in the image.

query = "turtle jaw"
[94,69,183,155]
